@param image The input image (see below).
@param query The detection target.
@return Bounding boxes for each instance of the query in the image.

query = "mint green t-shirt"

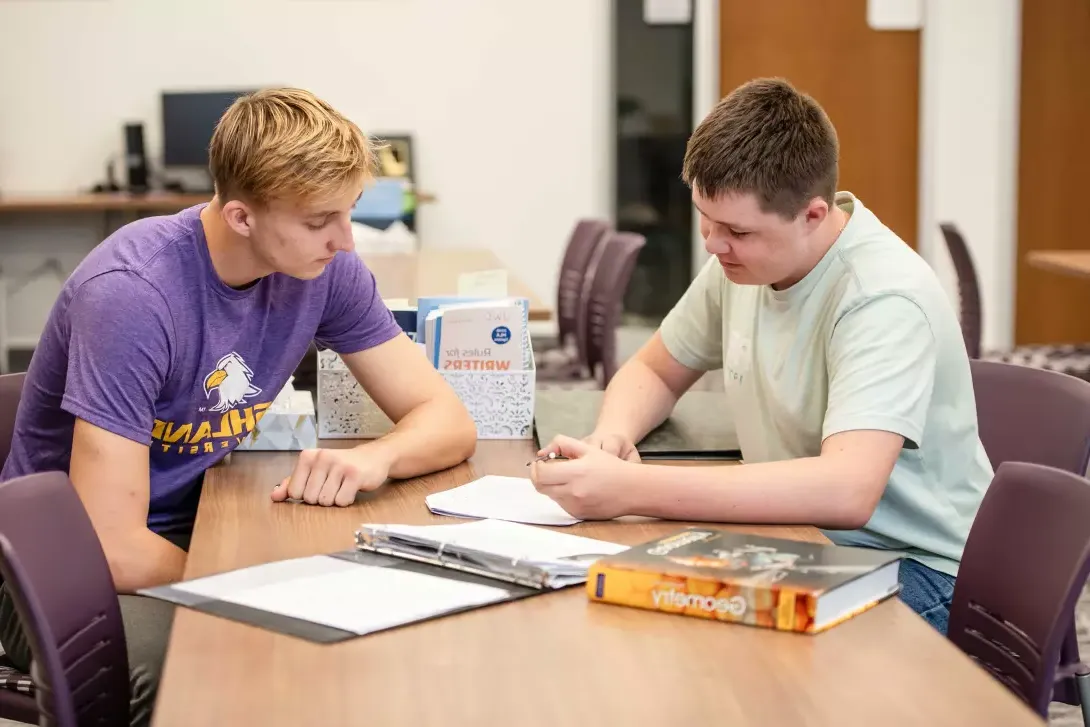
[659,191,993,577]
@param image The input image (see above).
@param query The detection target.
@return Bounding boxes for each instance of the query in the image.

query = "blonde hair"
[208,87,377,206]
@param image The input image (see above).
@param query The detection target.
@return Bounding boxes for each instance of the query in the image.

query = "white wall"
[0,0,1026,353]
[918,0,1021,352]
[0,0,612,345]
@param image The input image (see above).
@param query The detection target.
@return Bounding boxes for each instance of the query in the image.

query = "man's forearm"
[625,456,883,530]
[108,529,188,594]
[360,393,477,479]
[595,359,681,442]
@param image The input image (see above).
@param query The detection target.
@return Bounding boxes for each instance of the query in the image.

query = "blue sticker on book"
[595,573,605,598]
[491,326,512,345]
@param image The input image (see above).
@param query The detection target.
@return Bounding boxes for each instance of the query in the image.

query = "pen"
[526,452,568,466]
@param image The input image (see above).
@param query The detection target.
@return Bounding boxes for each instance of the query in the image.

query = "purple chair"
[0,372,26,474]
[554,219,612,353]
[578,231,646,388]
[0,471,130,726]
[0,371,39,723]
[939,224,982,359]
[942,222,1090,380]
[970,358,1090,720]
[947,461,1090,721]
[536,220,612,380]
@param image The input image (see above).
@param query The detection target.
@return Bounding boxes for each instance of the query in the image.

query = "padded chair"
[535,219,612,379]
[0,471,130,727]
[0,371,38,724]
[578,231,647,388]
[970,358,1090,720]
[941,223,1090,380]
[0,372,25,473]
[947,461,1090,721]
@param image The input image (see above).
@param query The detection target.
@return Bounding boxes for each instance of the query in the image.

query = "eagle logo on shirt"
[203,352,262,413]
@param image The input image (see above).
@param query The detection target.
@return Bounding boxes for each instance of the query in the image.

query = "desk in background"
[152,438,1041,727]
[0,190,437,214]
[361,249,551,321]
[1027,250,1090,280]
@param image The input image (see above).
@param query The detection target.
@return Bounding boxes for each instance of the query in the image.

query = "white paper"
[426,475,582,526]
[456,269,508,298]
[374,519,628,562]
[866,0,922,30]
[173,555,509,635]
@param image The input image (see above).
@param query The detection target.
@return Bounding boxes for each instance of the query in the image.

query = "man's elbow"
[834,479,885,529]
[443,395,478,462]
[99,532,146,593]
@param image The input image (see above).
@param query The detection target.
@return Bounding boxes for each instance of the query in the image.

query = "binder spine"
[354,527,552,589]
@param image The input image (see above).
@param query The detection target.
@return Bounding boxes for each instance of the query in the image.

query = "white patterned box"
[316,345,536,440]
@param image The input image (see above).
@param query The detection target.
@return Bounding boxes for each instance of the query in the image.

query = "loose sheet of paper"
[456,269,508,298]
[374,518,628,563]
[425,475,582,526]
[172,555,510,635]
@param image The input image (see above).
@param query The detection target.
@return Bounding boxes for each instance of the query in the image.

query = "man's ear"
[802,196,830,232]
[221,200,254,238]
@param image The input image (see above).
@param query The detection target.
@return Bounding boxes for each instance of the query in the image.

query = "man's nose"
[331,217,355,253]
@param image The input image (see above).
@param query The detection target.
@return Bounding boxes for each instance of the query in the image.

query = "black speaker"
[124,122,149,193]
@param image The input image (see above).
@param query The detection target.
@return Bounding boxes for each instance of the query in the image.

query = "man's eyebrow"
[692,201,745,229]
[309,194,362,218]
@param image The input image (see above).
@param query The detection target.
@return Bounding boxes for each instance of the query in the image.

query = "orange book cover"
[586,528,902,634]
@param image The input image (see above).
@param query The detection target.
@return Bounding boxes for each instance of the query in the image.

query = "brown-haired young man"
[0,88,477,724]
[531,78,993,635]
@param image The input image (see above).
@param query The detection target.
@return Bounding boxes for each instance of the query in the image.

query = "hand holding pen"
[525,451,569,466]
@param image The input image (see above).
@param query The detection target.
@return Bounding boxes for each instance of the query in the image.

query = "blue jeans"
[898,558,957,635]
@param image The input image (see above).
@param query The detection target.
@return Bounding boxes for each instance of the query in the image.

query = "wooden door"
[1015,0,1090,345]
[718,0,920,247]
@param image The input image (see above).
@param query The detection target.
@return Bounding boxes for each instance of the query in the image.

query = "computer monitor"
[161,90,255,167]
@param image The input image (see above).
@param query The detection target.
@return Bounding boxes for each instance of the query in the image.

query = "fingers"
[549,435,592,459]
[282,449,318,502]
[530,458,580,489]
[270,478,290,502]
[273,449,385,507]
[318,466,344,507]
[334,479,360,508]
[301,459,330,505]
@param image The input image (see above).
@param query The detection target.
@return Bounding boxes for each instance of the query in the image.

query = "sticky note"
[457,269,508,298]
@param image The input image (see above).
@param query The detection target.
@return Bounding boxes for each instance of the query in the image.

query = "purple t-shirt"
[1,204,401,533]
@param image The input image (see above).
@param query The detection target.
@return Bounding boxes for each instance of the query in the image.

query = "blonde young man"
[0,88,476,724]
[531,78,993,635]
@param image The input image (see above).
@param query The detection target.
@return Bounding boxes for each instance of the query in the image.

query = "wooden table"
[361,249,551,320]
[152,440,1042,727]
[1027,250,1090,280]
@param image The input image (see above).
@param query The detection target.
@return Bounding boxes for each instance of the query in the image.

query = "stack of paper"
[425,475,582,526]
[361,518,629,586]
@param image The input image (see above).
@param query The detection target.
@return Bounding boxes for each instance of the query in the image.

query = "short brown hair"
[209,87,378,206]
[682,77,839,219]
